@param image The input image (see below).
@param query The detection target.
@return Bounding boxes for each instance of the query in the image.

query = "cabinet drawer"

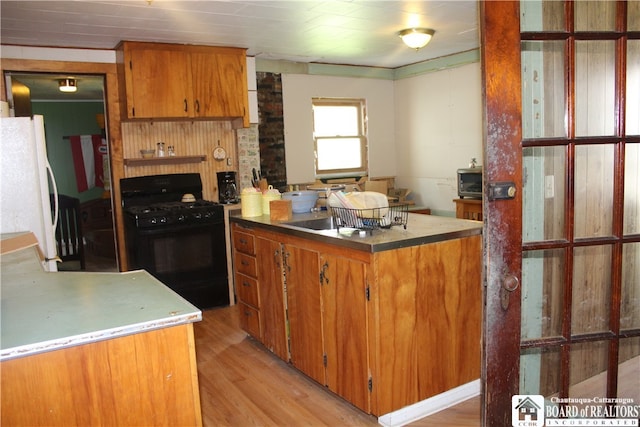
[232,229,255,255]
[238,302,260,338]
[234,252,257,277]
[235,272,259,308]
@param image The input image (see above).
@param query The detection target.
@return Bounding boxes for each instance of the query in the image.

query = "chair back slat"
[50,194,85,270]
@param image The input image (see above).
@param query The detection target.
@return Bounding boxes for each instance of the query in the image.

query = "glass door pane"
[522,249,565,340]
[523,146,566,242]
[521,41,566,139]
[621,243,640,331]
[618,337,640,403]
[625,144,640,235]
[569,341,608,399]
[575,41,616,137]
[575,0,616,31]
[574,144,615,238]
[571,245,612,335]
[628,41,640,136]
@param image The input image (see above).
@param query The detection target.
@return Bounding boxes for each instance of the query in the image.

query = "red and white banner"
[69,134,107,192]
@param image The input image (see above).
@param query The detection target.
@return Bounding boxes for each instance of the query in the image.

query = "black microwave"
[457,167,482,199]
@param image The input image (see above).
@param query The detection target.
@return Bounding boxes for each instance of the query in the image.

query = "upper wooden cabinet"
[116,41,249,127]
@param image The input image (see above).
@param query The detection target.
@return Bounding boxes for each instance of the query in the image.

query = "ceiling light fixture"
[58,78,77,93]
[398,28,435,50]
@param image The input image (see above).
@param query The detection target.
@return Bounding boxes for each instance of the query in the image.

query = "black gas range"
[121,173,228,309]
[124,200,224,228]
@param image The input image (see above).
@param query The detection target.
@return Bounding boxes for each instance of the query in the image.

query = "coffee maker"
[217,171,239,204]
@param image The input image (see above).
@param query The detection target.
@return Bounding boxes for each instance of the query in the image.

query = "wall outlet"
[544,175,554,199]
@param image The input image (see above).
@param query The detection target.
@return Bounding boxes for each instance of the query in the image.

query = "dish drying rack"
[330,204,409,233]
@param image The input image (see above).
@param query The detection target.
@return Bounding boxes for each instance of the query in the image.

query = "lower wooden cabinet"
[238,301,260,338]
[231,221,482,417]
[319,253,370,413]
[2,324,202,426]
[285,242,324,383]
[255,236,288,360]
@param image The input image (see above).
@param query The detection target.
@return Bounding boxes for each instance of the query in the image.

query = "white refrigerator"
[1,115,59,271]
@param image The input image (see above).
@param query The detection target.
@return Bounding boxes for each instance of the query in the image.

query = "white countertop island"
[1,232,204,426]
[1,232,201,361]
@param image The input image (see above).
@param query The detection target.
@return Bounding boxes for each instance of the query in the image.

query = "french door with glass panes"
[480,1,640,424]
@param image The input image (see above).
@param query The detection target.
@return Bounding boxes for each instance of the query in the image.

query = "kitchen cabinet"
[230,213,482,417]
[232,224,260,338]
[371,235,482,415]
[286,245,370,411]
[255,235,287,360]
[318,252,370,413]
[231,224,288,360]
[232,224,371,412]
[284,243,323,383]
[117,41,249,126]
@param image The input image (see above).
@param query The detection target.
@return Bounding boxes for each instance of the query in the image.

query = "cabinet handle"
[195,99,200,113]
[319,261,329,285]
[239,238,247,244]
[282,250,290,272]
[242,281,251,287]
[184,99,188,112]
[244,310,252,317]
[241,260,249,266]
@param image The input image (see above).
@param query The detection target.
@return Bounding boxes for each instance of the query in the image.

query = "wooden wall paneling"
[121,120,238,202]
[1,324,202,426]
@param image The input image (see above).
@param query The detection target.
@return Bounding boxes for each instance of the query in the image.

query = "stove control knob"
[149,217,157,224]
[159,216,167,224]
[194,212,202,219]
[177,214,186,222]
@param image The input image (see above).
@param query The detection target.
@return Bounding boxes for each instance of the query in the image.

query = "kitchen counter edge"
[229,211,482,252]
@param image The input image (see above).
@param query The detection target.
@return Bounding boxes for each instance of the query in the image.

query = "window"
[312,98,367,178]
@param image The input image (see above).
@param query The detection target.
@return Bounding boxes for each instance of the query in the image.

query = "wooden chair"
[50,194,86,270]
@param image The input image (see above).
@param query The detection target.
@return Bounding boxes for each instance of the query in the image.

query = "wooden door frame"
[479,1,524,425]
[1,59,127,270]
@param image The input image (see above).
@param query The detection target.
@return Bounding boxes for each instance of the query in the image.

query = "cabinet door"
[285,243,324,385]
[321,253,370,412]
[191,51,247,118]
[126,47,192,118]
[255,237,288,361]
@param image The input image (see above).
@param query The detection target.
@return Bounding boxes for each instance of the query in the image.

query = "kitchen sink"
[283,216,337,230]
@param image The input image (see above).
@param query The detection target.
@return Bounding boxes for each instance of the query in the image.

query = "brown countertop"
[230,211,482,253]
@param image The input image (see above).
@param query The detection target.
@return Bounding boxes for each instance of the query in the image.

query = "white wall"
[282,74,395,185]
[394,62,483,215]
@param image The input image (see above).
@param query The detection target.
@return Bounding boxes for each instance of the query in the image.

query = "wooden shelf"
[124,155,206,167]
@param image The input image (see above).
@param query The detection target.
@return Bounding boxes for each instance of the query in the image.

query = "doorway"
[5,72,117,272]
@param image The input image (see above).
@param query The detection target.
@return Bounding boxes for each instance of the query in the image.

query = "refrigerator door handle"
[47,160,59,230]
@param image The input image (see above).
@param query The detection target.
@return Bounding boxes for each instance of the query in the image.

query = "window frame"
[312,97,368,179]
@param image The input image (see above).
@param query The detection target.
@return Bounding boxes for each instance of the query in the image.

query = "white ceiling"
[0,0,479,100]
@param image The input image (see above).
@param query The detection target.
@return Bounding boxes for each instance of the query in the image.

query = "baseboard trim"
[377,379,481,427]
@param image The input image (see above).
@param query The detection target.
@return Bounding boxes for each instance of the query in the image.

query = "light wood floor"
[193,305,480,426]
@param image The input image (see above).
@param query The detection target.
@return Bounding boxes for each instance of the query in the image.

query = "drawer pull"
[240,238,247,244]
[244,310,252,317]
[242,281,251,287]
[241,260,249,266]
